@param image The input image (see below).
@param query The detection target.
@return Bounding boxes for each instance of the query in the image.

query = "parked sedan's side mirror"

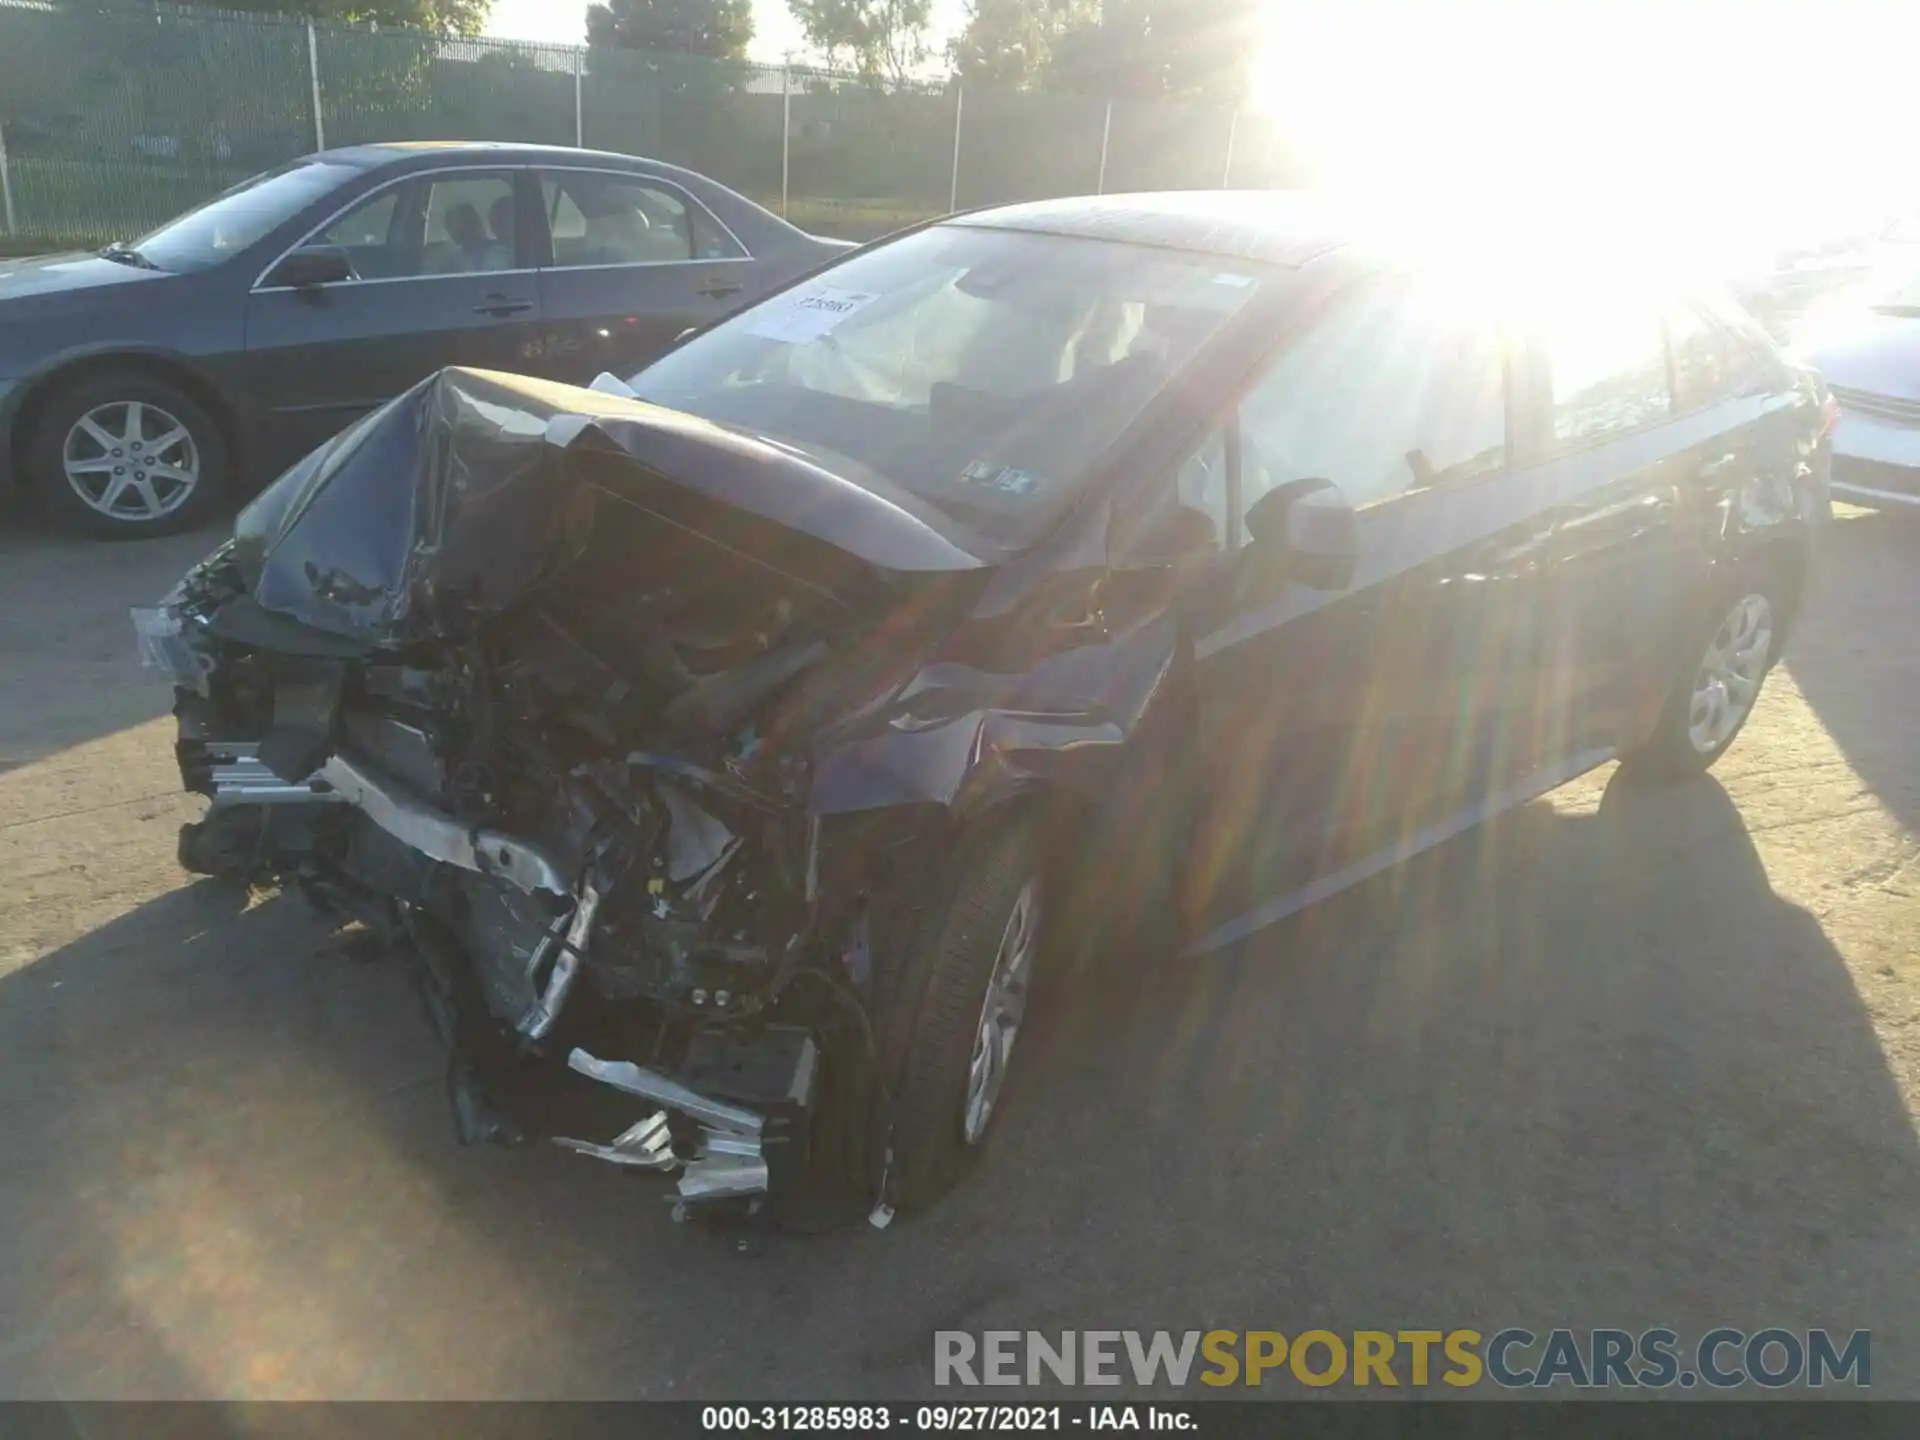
[1244,478,1358,592]
[267,244,355,290]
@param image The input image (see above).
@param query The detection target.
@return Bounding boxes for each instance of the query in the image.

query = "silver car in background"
[1804,249,1920,511]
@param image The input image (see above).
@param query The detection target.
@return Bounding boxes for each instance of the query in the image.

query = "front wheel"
[872,821,1045,1211]
[27,371,229,538]
[1625,585,1781,779]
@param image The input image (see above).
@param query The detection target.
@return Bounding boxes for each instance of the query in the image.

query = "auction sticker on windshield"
[744,284,881,344]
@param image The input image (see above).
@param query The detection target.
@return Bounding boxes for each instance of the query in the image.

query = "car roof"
[315,141,677,170]
[953,192,1369,271]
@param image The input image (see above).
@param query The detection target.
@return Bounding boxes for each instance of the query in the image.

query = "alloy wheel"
[62,400,201,523]
[1688,593,1774,754]
[963,877,1041,1145]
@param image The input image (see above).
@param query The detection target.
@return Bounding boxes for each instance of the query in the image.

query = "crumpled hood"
[1806,310,1920,400]
[233,366,989,645]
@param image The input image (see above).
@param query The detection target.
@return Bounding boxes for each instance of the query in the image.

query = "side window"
[1543,301,1669,449]
[1700,290,1792,396]
[1234,282,1508,533]
[419,171,519,276]
[1668,304,1736,413]
[313,187,403,279]
[690,204,747,262]
[541,173,745,268]
[319,189,398,249]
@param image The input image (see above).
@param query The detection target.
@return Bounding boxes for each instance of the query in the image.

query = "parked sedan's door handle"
[474,294,534,317]
[697,278,745,299]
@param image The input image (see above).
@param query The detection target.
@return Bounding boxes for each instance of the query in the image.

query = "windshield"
[628,226,1265,544]
[129,159,363,273]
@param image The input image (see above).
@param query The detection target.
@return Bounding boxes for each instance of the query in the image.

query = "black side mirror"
[267,244,354,290]
[1243,478,1358,592]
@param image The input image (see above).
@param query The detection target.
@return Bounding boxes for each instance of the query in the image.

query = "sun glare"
[1252,2,1920,281]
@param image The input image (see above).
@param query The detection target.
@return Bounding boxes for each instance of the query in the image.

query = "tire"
[870,818,1045,1211]
[26,370,229,538]
[1624,579,1784,780]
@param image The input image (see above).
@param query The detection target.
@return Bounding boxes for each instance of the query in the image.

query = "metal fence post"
[948,85,963,213]
[0,119,16,237]
[1096,100,1112,194]
[780,66,791,218]
[574,48,585,147]
[1221,110,1238,187]
[306,20,326,152]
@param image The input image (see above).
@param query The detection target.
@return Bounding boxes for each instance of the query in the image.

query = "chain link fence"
[0,0,1307,249]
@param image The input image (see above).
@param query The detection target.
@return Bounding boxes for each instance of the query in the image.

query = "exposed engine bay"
[133,368,1183,1237]
[156,537,884,1226]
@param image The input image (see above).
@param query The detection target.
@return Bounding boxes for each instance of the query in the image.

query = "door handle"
[697,278,745,299]
[474,294,534,317]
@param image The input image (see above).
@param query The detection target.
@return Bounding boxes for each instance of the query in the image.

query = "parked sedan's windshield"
[130,159,363,273]
[628,225,1266,544]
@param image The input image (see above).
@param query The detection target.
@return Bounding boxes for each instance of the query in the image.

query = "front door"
[243,167,544,474]
[1180,277,1550,948]
[532,168,764,385]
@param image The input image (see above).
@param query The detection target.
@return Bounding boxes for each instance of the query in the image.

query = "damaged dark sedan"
[134,194,1826,1230]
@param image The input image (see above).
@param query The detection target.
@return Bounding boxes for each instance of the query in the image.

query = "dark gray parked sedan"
[0,142,844,537]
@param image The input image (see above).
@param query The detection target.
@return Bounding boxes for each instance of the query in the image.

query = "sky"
[485,0,1920,269]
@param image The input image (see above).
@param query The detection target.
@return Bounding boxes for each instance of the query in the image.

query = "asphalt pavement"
[1,506,1916,1399]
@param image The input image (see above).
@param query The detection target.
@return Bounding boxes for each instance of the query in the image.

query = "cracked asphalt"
[1,505,1916,1400]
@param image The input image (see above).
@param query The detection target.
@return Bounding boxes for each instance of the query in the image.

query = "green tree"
[119,0,495,36]
[1045,0,1257,103]
[787,0,932,84]
[585,0,754,59]
[948,0,1093,89]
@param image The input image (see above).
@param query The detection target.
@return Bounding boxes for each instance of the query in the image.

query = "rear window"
[1542,299,1670,450]
[1668,304,1740,413]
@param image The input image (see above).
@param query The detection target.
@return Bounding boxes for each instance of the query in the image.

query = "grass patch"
[775,196,943,241]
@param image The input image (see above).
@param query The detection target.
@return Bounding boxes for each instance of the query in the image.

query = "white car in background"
[1803,250,1920,511]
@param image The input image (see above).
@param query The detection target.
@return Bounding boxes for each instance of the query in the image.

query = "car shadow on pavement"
[1,767,1916,1398]
[1780,509,1920,842]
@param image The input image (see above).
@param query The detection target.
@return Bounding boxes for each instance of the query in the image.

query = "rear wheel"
[27,371,228,538]
[872,820,1045,1210]
[1625,585,1781,779]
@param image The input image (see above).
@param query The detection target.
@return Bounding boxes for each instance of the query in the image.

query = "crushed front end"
[133,369,998,1232]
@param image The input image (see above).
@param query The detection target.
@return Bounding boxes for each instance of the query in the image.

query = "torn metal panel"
[316,753,572,898]
[554,1111,678,1170]
[203,744,349,807]
[677,1153,771,1202]
[517,880,603,1041]
[569,1049,765,1135]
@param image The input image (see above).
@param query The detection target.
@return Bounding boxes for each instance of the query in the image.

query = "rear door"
[532,167,763,385]
[1512,290,1799,759]
[243,166,544,471]
[1504,294,1685,758]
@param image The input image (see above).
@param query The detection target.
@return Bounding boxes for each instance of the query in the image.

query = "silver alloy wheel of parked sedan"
[1689,592,1774,754]
[62,400,202,523]
[963,877,1041,1145]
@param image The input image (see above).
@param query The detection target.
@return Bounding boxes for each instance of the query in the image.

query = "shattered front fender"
[807,610,1183,824]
